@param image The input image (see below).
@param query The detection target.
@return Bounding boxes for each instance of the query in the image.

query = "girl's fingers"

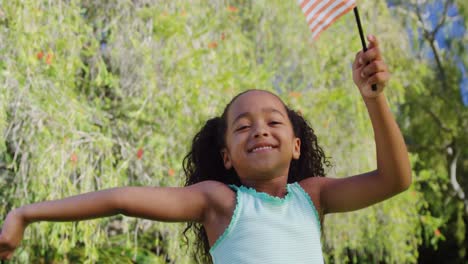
[353,35,389,92]
[353,51,363,69]
[0,237,14,253]
[359,36,382,64]
[355,35,382,66]
[0,251,10,259]
[0,245,10,254]
[366,72,390,87]
[367,35,379,49]
[355,50,382,71]
[0,234,13,260]
[360,61,388,78]
[360,47,382,64]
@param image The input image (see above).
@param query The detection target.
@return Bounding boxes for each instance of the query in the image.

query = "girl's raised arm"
[304,35,412,214]
[0,180,225,260]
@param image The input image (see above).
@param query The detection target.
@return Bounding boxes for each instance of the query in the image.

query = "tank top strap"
[289,182,322,230]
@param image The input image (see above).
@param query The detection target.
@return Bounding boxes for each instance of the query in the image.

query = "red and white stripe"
[298,0,356,39]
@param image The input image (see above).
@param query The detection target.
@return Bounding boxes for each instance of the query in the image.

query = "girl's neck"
[240,175,289,198]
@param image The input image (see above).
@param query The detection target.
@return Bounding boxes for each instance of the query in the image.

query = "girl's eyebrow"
[231,107,285,126]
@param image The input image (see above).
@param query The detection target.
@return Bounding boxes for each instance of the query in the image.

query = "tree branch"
[421,105,453,134]
[414,1,451,86]
[432,0,453,35]
[448,147,468,215]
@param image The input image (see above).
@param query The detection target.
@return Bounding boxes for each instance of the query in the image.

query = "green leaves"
[2,0,462,263]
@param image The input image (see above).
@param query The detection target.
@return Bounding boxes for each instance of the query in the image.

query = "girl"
[0,35,411,263]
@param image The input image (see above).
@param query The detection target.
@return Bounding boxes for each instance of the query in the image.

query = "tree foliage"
[388,0,468,262]
[0,0,460,263]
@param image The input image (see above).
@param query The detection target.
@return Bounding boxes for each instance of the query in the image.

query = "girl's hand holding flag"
[299,1,410,217]
[352,35,390,99]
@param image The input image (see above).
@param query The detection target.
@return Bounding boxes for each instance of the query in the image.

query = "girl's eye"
[269,121,282,125]
[236,125,250,131]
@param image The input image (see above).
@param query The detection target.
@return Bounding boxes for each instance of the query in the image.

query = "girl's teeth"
[253,146,272,152]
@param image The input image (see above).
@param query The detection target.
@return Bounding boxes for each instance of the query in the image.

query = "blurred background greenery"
[0,0,466,263]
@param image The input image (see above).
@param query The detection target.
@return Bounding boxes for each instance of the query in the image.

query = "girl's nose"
[253,125,270,138]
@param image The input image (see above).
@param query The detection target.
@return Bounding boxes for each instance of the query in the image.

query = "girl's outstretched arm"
[0,180,226,260]
[303,35,412,214]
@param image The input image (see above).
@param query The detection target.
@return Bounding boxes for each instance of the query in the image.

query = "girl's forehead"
[227,91,287,120]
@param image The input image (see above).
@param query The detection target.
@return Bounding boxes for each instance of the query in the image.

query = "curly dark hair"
[182,89,330,263]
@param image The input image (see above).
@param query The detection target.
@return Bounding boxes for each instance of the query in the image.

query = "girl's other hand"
[0,209,28,260]
[352,35,390,99]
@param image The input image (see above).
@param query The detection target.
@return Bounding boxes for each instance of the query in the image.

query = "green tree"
[389,0,468,262]
[0,0,443,263]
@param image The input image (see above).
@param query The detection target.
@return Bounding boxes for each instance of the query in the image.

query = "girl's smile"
[247,140,279,153]
[249,144,277,153]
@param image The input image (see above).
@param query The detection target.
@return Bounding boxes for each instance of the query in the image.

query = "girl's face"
[222,90,301,182]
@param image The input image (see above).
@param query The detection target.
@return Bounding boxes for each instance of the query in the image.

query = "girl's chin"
[242,166,287,178]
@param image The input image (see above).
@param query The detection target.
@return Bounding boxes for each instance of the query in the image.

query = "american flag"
[298,0,356,39]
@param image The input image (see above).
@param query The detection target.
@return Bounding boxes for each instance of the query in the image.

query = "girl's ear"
[221,148,232,169]
[292,137,301,160]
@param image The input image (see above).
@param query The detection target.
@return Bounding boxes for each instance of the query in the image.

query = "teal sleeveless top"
[209,182,324,264]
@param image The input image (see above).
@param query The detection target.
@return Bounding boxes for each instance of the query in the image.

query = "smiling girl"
[0,35,411,263]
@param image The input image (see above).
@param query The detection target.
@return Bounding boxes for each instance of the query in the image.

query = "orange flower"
[221,32,226,41]
[70,153,78,165]
[208,41,218,49]
[434,229,441,237]
[181,10,187,17]
[45,52,53,65]
[288,91,302,98]
[137,148,144,159]
[227,6,238,12]
[36,51,44,60]
[168,168,175,177]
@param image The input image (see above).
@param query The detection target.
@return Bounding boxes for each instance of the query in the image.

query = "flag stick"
[353,7,377,91]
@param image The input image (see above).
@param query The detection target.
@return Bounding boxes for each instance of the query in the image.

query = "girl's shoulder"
[196,180,235,195]
[196,180,236,212]
[298,176,324,192]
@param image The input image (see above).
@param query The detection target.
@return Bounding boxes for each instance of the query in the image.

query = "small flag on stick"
[298,0,377,91]
[298,0,356,40]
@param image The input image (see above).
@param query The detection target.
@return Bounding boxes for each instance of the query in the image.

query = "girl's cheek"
[234,135,248,149]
